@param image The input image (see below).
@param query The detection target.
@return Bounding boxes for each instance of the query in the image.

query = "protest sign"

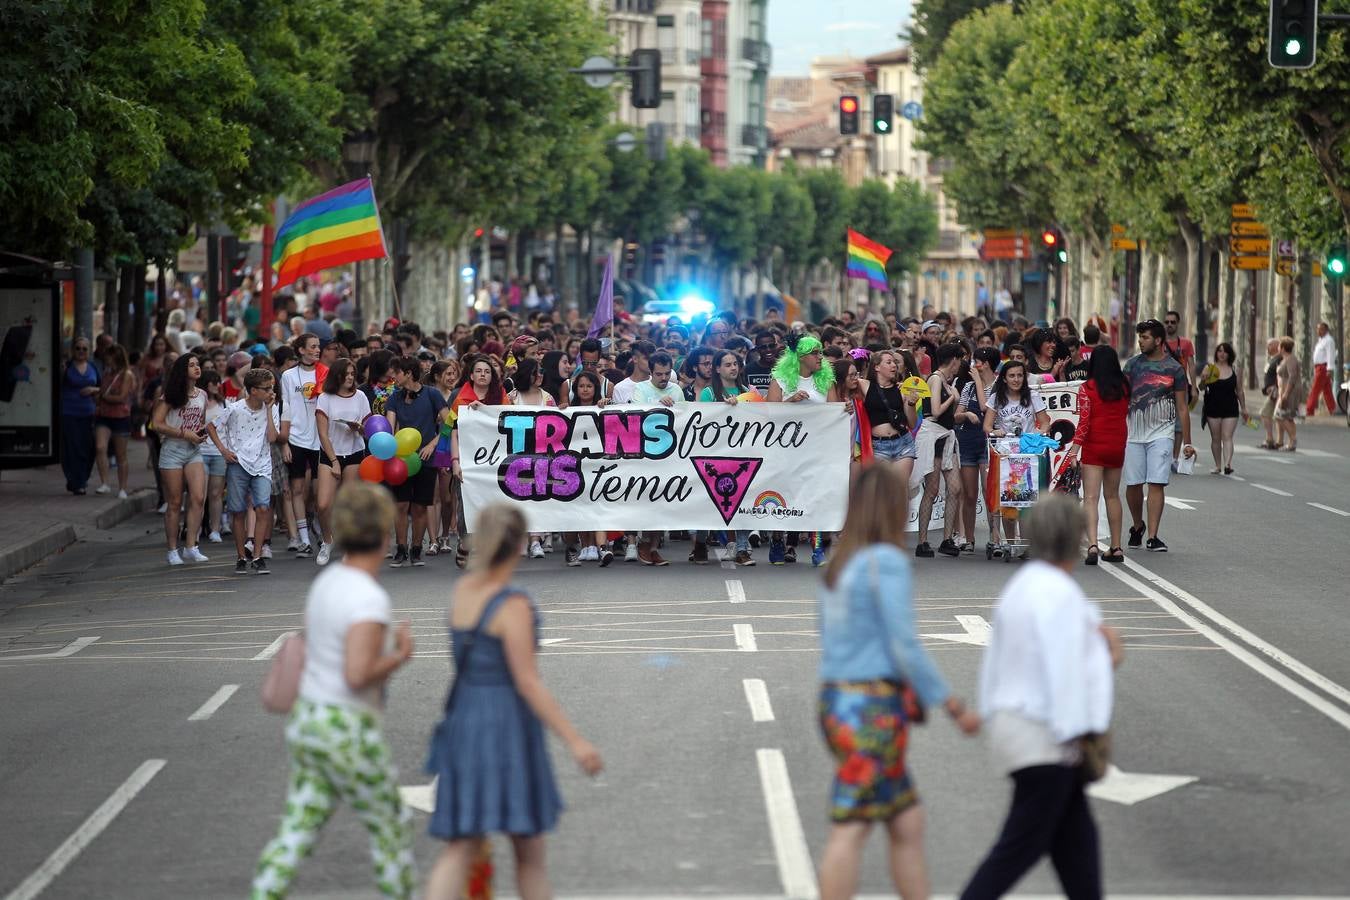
[457,403,851,532]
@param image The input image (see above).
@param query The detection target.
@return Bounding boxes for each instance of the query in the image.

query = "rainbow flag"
[271,178,387,291]
[846,228,893,291]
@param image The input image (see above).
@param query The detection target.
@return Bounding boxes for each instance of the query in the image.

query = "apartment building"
[700,0,770,168]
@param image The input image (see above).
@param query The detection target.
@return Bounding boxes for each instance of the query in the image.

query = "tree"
[906,0,1016,71]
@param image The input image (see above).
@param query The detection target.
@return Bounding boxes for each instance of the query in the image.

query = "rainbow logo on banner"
[754,490,786,510]
[846,228,894,292]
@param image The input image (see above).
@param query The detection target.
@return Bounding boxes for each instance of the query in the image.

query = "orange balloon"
[384,456,409,486]
[738,389,764,402]
[358,454,385,483]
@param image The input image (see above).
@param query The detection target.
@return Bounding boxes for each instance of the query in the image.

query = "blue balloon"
[368,431,397,461]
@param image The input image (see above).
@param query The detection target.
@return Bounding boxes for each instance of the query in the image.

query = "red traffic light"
[840,96,859,114]
[1041,229,1058,247]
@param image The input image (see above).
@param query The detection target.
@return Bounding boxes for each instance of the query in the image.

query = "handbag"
[1077,731,1112,783]
[260,631,305,714]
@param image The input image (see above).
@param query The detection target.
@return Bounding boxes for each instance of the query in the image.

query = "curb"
[92,489,160,531]
[0,488,158,582]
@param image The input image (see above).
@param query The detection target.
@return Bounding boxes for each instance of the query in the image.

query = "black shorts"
[337,449,367,469]
[393,462,437,507]
[287,443,320,480]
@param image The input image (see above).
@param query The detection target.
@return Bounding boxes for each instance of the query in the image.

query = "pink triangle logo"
[692,457,764,525]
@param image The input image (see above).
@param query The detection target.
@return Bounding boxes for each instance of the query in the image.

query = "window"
[658,17,675,57]
[686,87,700,136]
[702,17,712,58]
[686,12,700,59]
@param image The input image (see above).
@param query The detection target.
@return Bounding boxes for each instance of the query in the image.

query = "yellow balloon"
[394,427,422,457]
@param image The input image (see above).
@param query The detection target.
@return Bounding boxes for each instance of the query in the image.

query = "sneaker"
[234,558,249,575]
[638,543,670,566]
[811,546,826,567]
[166,549,183,566]
[410,546,425,567]
[1146,536,1168,552]
[599,548,614,567]
[689,541,709,565]
[937,538,961,558]
[252,558,270,575]
[530,540,545,559]
[391,545,409,567]
[565,546,581,567]
[294,543,313,559]
[580,545,598,562]
[261,543,273,560]
[182,546,210,563]
[769,540,785,565]
[286,537,301,552]
[783,546,797,564]
[117,489,128,499]
[748,531,762,548]
[244,538,254,558]
[736,550,757,567]
[915,542,935,558]
[1127,525,1145,548]
[624,543,638,563]
[960,542,975,555]
[544,535,555,554]
[157,502,167,514]
[208,531,223,544]
[316,542,332,566]
[95,484,111,495]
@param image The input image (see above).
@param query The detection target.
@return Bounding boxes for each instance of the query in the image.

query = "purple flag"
[587,253,614,340]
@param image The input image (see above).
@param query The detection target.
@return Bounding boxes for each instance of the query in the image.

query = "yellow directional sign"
[1231,220,1270,237]
[1230,255,1270,271]
[1111,237,1138,251]
[1230,237,1271,255]
[1231,203,1257,220]
[1111,223,1127,235]
[1275,259,1297,277]
[982,228,1016,239]
[1313,261,1323,276]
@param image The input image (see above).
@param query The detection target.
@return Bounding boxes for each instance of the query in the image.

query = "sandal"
[1085,545,1099,566]
[454,545,469,569]
[1102,547,1125,563]
[1224,466,1234,475]
[1280,444,1297,452]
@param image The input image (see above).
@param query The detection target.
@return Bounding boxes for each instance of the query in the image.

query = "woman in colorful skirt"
[817,465,980,899]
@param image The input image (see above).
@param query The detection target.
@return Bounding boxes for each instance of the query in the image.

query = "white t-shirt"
[161,389,207,452]
[200,401,227,458]
[300,564,391,713]
[281,365,321,449]
[632,380,684,404]
[992,393,1047,435]
[611,376,648,404]
[773,375,827,403]
[316,390,372,457]
[215,399,280,477]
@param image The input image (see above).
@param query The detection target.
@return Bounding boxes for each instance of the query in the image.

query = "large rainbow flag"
[846,228,893,291]
[271,178,388,291]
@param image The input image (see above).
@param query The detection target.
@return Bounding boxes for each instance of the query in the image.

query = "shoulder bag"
[260,631,306,714]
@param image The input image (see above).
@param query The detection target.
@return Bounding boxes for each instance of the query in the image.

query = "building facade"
[655,0,704,148]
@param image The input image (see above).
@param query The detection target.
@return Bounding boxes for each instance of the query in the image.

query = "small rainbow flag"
[271,178,388,291]
[846,228,893,291]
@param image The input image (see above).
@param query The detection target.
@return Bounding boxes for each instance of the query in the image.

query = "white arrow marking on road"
[1087,764,1197,806]
[924,615,991,647]
[1,636,100,660]
[400,777,436,814]
[1164,497,1204,511]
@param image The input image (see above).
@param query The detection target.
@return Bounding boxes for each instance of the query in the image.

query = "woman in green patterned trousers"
[252,482,416,898]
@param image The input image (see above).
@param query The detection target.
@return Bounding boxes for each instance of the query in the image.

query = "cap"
[249,343,269,356]
[921,320,941,332]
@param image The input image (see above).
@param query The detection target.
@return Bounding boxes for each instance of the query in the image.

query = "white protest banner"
[457,402,851,532]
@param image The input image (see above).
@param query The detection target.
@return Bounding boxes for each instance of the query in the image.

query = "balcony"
[685,123,701,141]
[741,124,767,149]
[742,38,771,68]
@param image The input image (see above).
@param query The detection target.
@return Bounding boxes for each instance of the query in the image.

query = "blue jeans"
[696,530,750,552]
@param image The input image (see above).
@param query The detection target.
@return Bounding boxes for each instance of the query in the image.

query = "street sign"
[982,228,1016,239]
[1230,255,1270,271]
[1111,237,1138,251]
[577,56,616,88]
[1111,223,1127,235]
[1275,258,1297,277]
[1231,203,1257,219]
[1313,261,1323,276]
[1277,238,1295,258]
[901,101,923,121]
[1231,220,1270,237]
[980,234,1033,260]
[614,131,637,153]
[1230,237,1271,255]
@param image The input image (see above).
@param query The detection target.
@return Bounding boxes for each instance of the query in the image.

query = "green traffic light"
[876,121,889,132]
[1056,249,1068,264]
[1330,258,1345,276]
[1285,37,1302,57]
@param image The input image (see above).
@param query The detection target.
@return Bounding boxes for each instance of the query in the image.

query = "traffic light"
[630,48,662,109]
[872,94,894,134]
[838,95,859,135]
[1269,0,1318,69]
[1326,243,1346,277]
[1041,228,1067,264]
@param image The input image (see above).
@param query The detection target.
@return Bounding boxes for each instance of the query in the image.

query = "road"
[1,416,1348,899]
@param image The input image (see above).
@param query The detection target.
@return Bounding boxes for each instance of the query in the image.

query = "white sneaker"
[544,535,555,554]
[182,546,210,563]
[624,544,638,563]
[316,542,332,566]
[166,549,183,566]
[157,503,167,514]
[117,489,128,499]
[208,531,223,543]
[95,484,111,495]
[580,545,597,561]
[261,544,273,560]
[244,538,254,557]
[530,540,545,559]
[286,538,301,552]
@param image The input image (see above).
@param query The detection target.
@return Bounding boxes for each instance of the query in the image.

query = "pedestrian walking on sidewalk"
[93,343,136,498]
[1275,336,1305,452]
[60,337,100,495]
[151,353,209,565]
[1306,322,1337,416]
[1257,338,1283,449]
[816,465,980,900]
[251,482,416,899]
[959,494,1123,900]
[424,503,603,900]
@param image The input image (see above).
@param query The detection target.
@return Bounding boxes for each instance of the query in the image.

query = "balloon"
[401,452,423,477]
[394,427,422,457]
[368,431,397,461]
[384,457,409,486]
[358,454,385,483]
[739,389,764,402]
[362,414,393,440]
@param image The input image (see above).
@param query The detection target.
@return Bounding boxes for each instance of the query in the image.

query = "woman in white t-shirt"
[152,353,210,566]
[197,371,230,543]
[314,359,373,567]
[253,482,415,898]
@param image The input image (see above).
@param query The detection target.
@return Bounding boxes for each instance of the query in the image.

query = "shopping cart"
[984,434,1054,562]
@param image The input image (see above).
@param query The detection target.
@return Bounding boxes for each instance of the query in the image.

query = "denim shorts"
[201,453,227,478]
[95,415,132,436]
[1124,437,1173,486]
[226,462,273,513]
[158,438,203,471]
[872,432,918,461]
[956,424,989,466]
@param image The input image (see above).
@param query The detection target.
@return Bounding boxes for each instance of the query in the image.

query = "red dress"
[1074,380,1128,468]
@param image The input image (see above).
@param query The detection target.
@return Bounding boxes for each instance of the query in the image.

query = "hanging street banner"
[457,403,851,532]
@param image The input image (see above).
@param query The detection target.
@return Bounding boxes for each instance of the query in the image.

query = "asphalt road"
[2,414,1348,899]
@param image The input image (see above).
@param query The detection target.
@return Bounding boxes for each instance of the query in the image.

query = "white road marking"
[742,679,775,722]
[725,579,746,604]
[0,636,100,660]
[1250,483,1293,496]
[1086,764,1197,805]
[733,623,757,652]
[1308,501,1350,517]
[1238,454,1295,465]
[252,633,290,661]
[539,638,570,645]
[923,614,991,647]
[1098,562,1350,731]
[1226,474,1247,481]
[187,685,239,721]
[755,749,818,900]
[3,759,165,900]
[1163,497,1203,511]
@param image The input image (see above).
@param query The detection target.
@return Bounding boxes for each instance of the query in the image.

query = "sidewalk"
[1241,387,1347,428]
[0,437,159,581]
